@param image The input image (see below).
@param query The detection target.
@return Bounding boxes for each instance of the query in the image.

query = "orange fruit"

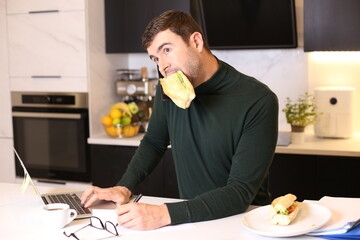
[101,116,112,127]
[122,125,136,137]
[109,108,122,119]
[133,125,140,133]
[105,125,121,137]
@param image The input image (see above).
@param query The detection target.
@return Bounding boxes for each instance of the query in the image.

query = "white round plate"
[241,202,331,237]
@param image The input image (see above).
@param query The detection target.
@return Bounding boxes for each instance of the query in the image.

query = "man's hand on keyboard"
[81,186,132,208]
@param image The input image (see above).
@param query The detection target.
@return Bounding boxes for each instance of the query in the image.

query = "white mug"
[42,203,77,229]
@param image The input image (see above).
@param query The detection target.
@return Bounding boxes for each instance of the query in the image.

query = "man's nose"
[157,58,169,76]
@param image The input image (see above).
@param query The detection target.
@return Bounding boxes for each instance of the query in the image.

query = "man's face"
[147,29,200,82]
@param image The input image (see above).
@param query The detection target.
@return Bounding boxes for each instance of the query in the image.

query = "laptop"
[13,147,92,219]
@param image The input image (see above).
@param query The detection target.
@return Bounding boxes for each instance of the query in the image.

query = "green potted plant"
[282,92,320,143]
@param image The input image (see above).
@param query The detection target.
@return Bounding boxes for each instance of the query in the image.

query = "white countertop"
[276,132,360,157]
[88,132,360,157]
[88,132,144,147]
[0,182,321,240]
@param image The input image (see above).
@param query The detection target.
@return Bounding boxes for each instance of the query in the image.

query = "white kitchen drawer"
[7,11,87,78]
[6,0,84,14]
[10,77,88,92]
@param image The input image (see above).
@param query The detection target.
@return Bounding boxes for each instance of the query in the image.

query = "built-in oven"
[11,92,90,183]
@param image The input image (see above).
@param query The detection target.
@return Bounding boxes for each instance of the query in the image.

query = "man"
[81,10,278,230]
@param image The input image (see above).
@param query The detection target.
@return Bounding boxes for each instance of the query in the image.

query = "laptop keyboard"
[42,193,91,215]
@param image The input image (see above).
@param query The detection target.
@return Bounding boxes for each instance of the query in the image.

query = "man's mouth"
[164,68,179,77]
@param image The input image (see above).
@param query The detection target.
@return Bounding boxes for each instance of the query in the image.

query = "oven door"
[12,107,90,182]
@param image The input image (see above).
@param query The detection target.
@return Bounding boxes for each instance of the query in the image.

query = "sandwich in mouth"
[159,70,196,109]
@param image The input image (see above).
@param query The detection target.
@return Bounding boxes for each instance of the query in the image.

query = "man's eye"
[153,57,159,63]
[164,48,171,53]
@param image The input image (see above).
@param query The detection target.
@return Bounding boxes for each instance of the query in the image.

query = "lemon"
[101,116,112,127]
[110,108,122,119]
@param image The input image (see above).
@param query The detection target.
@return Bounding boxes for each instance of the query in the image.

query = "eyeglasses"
[63,216,119,240]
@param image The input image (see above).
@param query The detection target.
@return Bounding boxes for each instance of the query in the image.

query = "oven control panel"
[22,94,75,104]
[11,92,88,108]
[22,95,75,105]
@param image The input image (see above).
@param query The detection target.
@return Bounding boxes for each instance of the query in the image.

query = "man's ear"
[190,32,204,52]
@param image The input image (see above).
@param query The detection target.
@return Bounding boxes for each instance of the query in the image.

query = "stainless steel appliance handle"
[12,112,82,119]
[31,76,61,78]
[28,10,59,14]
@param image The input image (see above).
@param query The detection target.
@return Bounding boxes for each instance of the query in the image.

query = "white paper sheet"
[307,196,360,235]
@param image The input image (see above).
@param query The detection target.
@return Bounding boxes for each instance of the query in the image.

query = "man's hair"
[142,10,210,51]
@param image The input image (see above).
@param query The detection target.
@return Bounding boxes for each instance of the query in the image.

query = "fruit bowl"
[104,122,141,138]
[101,101,147,138]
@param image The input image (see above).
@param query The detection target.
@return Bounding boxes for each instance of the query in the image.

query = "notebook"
[13,147,92,219]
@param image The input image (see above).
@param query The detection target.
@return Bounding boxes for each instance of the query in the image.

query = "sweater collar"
[194,58,228,94]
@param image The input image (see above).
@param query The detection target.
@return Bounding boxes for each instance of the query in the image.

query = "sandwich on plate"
[270,193,300,225]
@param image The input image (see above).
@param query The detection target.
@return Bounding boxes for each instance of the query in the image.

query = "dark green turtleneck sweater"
[117,60,278,225]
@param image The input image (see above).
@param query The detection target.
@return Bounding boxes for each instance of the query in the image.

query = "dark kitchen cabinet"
[90,144,179,198]
[269,154,360,201]
[104,0,190,53]
[316,156,360,198]
[269,154,318,201]
[90,144,360,201]
[304,0,360,51]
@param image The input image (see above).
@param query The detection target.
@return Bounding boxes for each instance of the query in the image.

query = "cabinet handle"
[28,10,59,14]
[12,112,81,119]
[31,76,61,78]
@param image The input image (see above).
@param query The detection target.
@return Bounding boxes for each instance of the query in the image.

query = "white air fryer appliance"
[314,86,355,138]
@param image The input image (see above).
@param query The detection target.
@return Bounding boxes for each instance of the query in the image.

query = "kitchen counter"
[1,182,344,240]
[88,133,144,146]
[88,132,360,157]
[276,132,360,157]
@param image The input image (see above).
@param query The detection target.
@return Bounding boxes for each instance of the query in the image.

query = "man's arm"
[81,84,169,208]
[116,84,170,192]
